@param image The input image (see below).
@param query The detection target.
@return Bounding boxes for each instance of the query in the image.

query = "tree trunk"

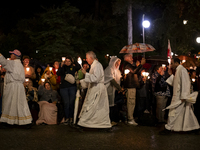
[127,4,132,45]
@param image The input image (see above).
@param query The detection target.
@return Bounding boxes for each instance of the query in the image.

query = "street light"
[183,20,188,25]
[196,37,200,43]
[142,14,150,44]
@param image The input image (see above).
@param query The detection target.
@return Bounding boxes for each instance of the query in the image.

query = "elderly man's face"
[86,54,94,65]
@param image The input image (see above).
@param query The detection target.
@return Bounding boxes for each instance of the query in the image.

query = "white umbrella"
[73,89,81,124]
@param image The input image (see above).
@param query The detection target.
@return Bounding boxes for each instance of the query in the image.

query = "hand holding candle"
[49,67,52,71]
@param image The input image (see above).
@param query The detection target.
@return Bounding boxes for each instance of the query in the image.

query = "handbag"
[65,74,75,84]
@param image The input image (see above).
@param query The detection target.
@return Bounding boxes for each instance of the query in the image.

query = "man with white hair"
[78,51,111,130]
[123,53,146,125]
[0,50,32,128]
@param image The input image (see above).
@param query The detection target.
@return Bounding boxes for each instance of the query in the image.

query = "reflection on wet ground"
[0,122,199,150]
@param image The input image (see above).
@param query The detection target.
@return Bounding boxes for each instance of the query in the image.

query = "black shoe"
[159,129,171,135]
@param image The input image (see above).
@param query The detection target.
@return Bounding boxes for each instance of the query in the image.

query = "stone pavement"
[0,122,199,150]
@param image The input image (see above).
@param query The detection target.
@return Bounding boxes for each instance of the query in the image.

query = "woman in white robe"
[0,51,32,125]
[104,57,122,126]
[78,51,111,128]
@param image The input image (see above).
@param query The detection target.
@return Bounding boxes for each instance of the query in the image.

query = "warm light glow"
[142,72,149,77]
[7,58,10,60]
[182,60,186,63]
[49,67,52,71]
[25,78,29,82]
[196,37,200,43]
[124,69,130,75]
[78,57,82,65]
[106,54,109,57]
[162,64,166,68]
[62,57,66,61]
[168,58,171,64]
[41,78,45,82]
[192,78,195,82]
[26,67,30,71]
[183,20,188,25]
[142,20,150,28]
[55,69,58,72]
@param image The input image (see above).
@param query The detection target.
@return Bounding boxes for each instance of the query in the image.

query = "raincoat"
[78,60,111,128]
[0,54,32,125]
[165,65,200,131]
[104,57,122,107]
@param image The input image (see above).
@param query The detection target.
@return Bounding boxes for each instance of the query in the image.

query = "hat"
[9,49,21,57]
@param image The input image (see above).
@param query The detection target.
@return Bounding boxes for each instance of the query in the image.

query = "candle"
[7,58,10,60]
[192,78,195,82]
[124,69,130,75]
[162,64,166,68]
[41,78,45,82]
[49,67,52,71]
[142,72,149,77]
[55,69,58,72]
[26,67,30,72]
[77,57,82,68]
[25,78,29,82]
[62,57,66,62]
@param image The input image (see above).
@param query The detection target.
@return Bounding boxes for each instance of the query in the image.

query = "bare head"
[86,51,96,65]
[124,53,133,64]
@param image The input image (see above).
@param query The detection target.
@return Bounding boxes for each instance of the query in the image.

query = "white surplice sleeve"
[0,54,14,73]
[180,68,191,99]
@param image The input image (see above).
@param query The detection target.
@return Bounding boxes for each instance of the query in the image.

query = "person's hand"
[141,58,146,65]
[41,81,44,86]
[81,68,86,74]
[181,99,185,102]
[168,68,172,76]
[61,62,64,67]
[25,74,31,78]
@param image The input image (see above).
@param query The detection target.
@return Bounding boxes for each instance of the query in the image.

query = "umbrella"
[73,89,81,124]
[119,43,155,54]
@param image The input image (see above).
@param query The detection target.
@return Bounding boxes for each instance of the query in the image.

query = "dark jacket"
[56,62,81,89]
[123,61,143,88]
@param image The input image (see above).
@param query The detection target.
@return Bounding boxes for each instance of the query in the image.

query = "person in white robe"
[160,58,199,134]
[104,56,122,126]
[0,50,32,126]
[78,51,111,129]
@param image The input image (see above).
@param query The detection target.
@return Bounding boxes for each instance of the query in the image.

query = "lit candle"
[25,78,29,82]
[182,60,186,63]
[55,69,58,72]
[41,78,45,82]
[192,78,195,82]
[62,57,66,62]
[26,67,30,72]
[49,67,52,71]
[142,72,149,77]
[77,57,82,68]
[162,64,166,68]
[124,69,130,75]
[7,58,10,60]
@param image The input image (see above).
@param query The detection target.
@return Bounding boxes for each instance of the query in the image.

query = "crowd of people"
[0,49,199,134]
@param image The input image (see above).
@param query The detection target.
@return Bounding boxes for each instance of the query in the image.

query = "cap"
[9,49,21,57]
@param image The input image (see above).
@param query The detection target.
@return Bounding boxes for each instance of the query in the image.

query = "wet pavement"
[0,122,199,150]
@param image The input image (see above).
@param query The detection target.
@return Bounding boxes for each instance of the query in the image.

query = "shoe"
[69,118,73,125]
[159,129,171,135]
[63,119,69,125]
[128,120,138,126]
[111,121,118,127]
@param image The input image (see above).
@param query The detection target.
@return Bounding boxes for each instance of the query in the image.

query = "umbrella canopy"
[120,43,155,53]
